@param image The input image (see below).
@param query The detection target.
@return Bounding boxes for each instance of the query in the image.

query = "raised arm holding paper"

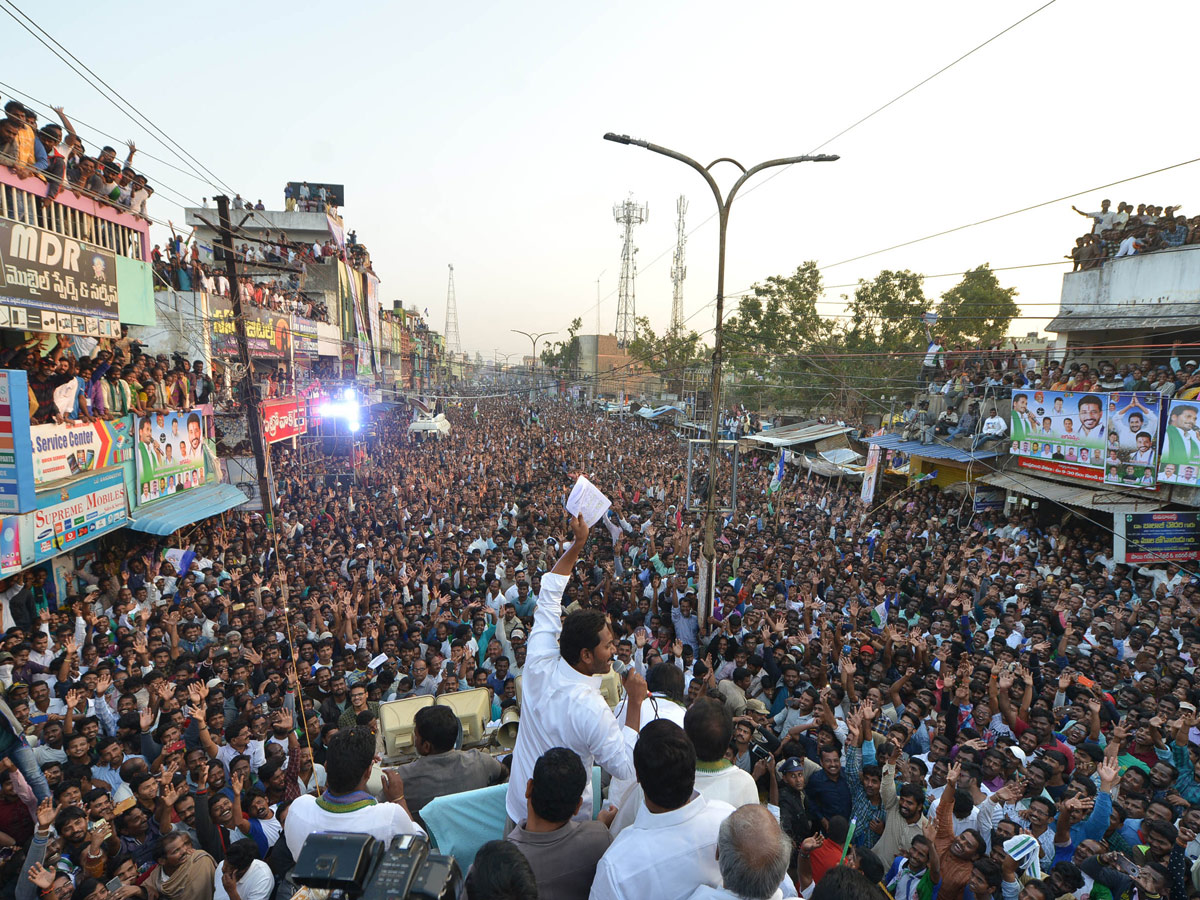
[504,510,649,829]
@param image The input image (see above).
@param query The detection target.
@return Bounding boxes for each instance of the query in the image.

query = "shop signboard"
[1011,389,1161,489]
[1115,511,1200,564]
[1157,398,1200,487]
[209,296,291,359]
[292,316,319,357]
[30,417,134,486]
[0,370,36,513]
[0,219,120,330]
[31,468,127,562]
[261,397,307,443]
[133,410,215,508]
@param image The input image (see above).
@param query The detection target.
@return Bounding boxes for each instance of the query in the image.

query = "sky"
[7,0,1200,360]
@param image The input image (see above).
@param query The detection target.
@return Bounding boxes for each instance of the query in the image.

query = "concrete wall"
[1060,245,1200,308]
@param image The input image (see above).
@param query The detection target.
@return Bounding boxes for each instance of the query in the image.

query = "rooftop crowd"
[0,397,1195,900]
[1068,201,1200,271]
[1,100,152,223]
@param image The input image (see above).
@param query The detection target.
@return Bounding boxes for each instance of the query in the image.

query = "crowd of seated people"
[0,99,152,224]
[1068,199,1200,270]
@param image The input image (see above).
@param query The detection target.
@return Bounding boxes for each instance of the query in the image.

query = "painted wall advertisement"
[32,469,127,562]
[30,418,134,486]
[0,219,121,332]
[1115,511,1200,564]
[261,397,307,443]
[1011,389,1160,489]
[133,410,216,508]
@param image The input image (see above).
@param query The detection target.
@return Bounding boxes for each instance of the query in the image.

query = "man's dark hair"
[634,720,695,811]
[151,830,190,862]
[684,698,734,763]
[465,839,538,900]
[323,726,377,794]
[560,609,607,665]
[414,705,458,754]
[646,662,685,703]
[974,858,1003,892]
[529,747,586,824]
[224,839,258,877]
[856,848,885,885]
[811,866,887,900]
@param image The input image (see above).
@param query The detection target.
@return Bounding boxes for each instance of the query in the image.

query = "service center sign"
[32,468,127,562]
[261,397,307,443]
[30,418,133,486]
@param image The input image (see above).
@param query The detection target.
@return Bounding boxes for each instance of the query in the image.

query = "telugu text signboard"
[1116,511,1200,564]
[209,296,291,359]
[30,418,134,486]
[31,469,127,562]
[261,397,307,443]
[0,219,120,329]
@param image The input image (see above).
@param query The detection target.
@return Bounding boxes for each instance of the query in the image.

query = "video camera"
[292,832,461,900]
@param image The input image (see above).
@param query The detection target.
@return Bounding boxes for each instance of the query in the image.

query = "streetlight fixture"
[511,329,557,394]
[602,132,838,619]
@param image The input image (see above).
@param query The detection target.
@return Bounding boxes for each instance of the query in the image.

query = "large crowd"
[0,395,1195,900]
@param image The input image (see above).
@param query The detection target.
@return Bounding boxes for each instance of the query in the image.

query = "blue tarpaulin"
[126,483,248,535]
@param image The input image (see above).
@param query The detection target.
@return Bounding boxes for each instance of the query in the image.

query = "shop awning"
[865,433,999,463]
[746,421,852,448]
[1047,303,1200,333]
[977,471,1166,513]
[126,483,249,535]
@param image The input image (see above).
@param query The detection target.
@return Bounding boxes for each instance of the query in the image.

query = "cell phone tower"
[613,196,648,347]
[444,263,461,357]
[670,195,688,333]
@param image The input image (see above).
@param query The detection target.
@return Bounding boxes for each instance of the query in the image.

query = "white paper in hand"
[566,475,612,528]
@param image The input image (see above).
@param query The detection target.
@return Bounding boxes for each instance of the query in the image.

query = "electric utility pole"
[214,195,277,530]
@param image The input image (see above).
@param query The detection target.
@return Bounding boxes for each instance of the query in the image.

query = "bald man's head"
[717,805,792,900]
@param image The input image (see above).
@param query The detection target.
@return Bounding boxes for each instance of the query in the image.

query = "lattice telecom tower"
[670,195,688,332]
[613,197,648,347]
[444,263,461,357]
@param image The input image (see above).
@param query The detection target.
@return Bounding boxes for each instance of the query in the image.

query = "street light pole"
[511,329,556,396]
[602,133,838,621]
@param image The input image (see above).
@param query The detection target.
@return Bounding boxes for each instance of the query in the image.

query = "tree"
[627,316,705,397]
[935,264,1019,347]
[541,317,582,372]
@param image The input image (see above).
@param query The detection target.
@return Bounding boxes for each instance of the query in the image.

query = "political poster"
[133,410,215,508]
[1100,392,1161,490]
[1157,398,1200,486]
[1115,511,1200,564]
[30,418,134,486]
[1011,389,1163,486]
[860,446,881,503]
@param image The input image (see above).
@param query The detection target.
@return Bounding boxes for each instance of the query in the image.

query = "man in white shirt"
[215,839,275,900]
[972,410,1009,451]
[590,720,735,900]
[507,513,649,827]
[283,725,423,859]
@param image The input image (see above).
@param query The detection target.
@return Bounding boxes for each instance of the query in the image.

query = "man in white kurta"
[505,514,649,826]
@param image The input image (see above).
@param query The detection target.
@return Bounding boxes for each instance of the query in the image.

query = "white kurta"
[505,572,637,824]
